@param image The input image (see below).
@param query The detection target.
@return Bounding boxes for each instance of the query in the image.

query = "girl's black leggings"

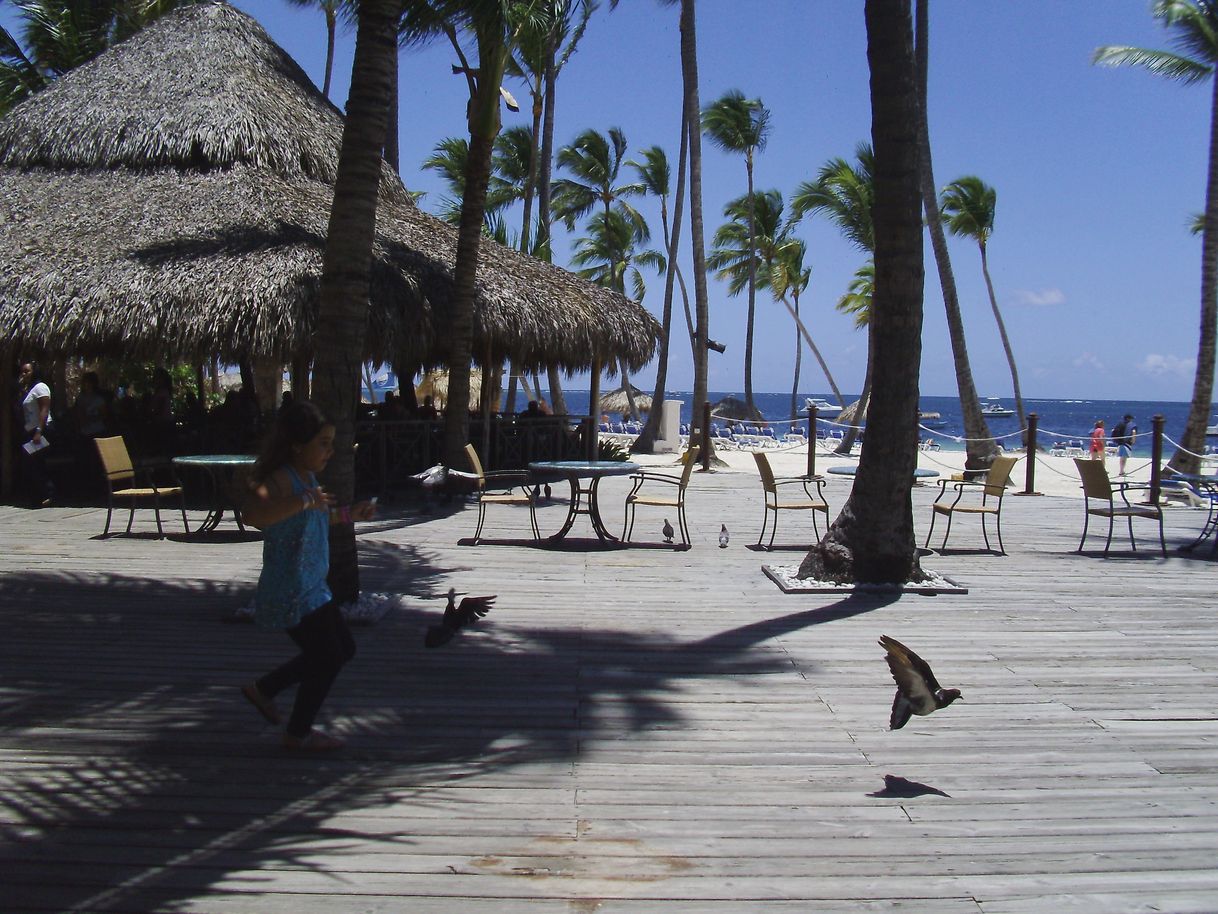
[257,601,356,739]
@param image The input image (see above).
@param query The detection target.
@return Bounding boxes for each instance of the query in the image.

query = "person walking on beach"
[239,401,376,751]
[1111,413,1137,476]
[1089,419,1107,465]
[16,361,54,507]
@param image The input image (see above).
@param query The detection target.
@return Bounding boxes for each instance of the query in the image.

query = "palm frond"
[1093,45,1211,82]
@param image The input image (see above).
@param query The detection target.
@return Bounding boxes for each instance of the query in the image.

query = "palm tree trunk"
[537,34,568,417]
[1170,73,1218,475]
[311,0,397,604]
[835,340,871,456]
[789,294,803,421]
[979,243,1027,442]
[801,0,923,585]
[778,295,845,407]
[744,154,757,417]
[914,0,994,470]
[322,6,336,98]
[681,0,712,457]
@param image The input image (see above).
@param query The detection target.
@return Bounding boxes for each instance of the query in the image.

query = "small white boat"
[804,398,841,414]
[1206,418,1218,437]
[919,411,946,429]
[981,401,1015,418]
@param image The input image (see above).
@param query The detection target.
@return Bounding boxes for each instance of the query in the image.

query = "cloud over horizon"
[1012,288,1066,307]
[1139,353,1195,379]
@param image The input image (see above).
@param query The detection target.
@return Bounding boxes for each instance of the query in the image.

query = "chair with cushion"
[925,454,1018,554]
[1073,457,1165,556]
[94,436,188,537]
[464,443,539,543]
[753,450,829,549]
[623,447,699,546]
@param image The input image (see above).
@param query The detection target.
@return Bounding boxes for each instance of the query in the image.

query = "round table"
[827,465,939,485]
[528,460,640,544]
[172,454,256,534]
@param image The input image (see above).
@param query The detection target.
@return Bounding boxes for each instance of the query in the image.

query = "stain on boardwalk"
[2,472,1217,913]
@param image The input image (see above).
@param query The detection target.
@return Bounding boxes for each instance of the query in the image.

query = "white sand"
[626,439,1170,501]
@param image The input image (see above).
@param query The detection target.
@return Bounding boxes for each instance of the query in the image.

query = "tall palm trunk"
[322,5,337,97]
[311,0,398,604]
[1171,73,1218,475]
[681,0,711,453]
[979,241,1027,441]
[634,110,689,454]
[744,151,758,417]
[801,0,923,585]
[779,295,845,407]
[915,0,994,470]
[789,292,802,421]
[537,31,568,416]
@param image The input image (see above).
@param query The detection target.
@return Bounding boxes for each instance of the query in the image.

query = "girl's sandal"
[282,729,345,752]
[241,683,281,726]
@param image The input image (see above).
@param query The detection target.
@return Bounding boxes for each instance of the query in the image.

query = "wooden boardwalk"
[2,466,1218,913]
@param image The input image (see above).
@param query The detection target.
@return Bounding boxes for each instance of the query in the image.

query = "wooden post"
[1150,413,1165,505]
[701,402,711,472]
[1023,412,1038,495]
[807,403,817,478]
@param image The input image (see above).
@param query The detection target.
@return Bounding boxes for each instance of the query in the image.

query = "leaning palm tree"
[401,0,545,466]
[769,238,839,422]
[1096,0,1218,475]
[940,175,1027,439]
[285,0,346,97]
[702,89,771,417]
[915,0,994,470]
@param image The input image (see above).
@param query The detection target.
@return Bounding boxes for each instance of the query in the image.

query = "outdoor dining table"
[827,465,940,485]
[172,454,256,534]
[528,460,640,545]
[1171,473,1218,553]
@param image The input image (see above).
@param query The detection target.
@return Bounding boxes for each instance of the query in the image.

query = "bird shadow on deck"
[0,542,896,913]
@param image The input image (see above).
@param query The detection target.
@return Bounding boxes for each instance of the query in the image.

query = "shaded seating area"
[464,444,538,544]
[1073,457,1165,556]
[623,447,699,547]
[94,436,188,538]
[752,450,829,549]
[925,454,1018,555]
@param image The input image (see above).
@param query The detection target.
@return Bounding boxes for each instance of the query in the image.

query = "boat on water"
[981,401,1015,418]
[918,411,946,429]
[804,398,842,415]
[1207,418,1218,437]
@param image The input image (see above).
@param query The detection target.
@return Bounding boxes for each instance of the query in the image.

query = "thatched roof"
[600,385,652,413]
[0,1,659,372]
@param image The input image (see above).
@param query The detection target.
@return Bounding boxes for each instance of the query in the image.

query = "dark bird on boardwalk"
[879,635,962,730]
[424,588,496,648]
[662,519,675,543]
[719,524,729,548]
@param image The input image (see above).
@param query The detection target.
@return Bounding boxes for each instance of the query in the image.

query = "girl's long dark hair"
[253,400,330,483]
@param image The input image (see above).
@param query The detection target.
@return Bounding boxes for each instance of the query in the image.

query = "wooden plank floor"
[2,467,1218,913]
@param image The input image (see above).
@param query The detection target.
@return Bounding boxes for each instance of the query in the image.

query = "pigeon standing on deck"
[719,524,729,548]
[662,519,675,543]
[879,635,962,730]
[424,589,496,648]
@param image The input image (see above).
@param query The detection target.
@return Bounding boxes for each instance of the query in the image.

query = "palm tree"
[940,175,1027,438]
[1095,0,1218,475]
[833,260,876,452]
[422,130,528,224]
[571,206,666,299]
[310,0,399,603]
[915,0,994,470]
[285,0,345,97]
[701,90,770,417]
[402,0,545,466]
[799,0,925,585]
[768,239,827,422]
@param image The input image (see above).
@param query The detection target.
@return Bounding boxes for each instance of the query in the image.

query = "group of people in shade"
[1089,413,1138,476]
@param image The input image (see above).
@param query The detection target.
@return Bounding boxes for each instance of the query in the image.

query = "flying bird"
[879,635,962,730]
[662,519,675,543]
[425,588,496,648]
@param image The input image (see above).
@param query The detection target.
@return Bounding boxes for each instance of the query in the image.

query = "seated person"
[518,400,545,420]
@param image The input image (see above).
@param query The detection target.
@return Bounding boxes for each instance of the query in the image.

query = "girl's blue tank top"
[254,466,332,629]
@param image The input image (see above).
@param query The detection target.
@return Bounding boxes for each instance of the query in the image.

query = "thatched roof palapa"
[600,385,652,414]
[0,1,660,372]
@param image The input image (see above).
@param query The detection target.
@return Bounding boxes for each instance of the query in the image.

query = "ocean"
[548,390,1216,457]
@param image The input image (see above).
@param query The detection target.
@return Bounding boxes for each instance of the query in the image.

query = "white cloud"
[1012,287,1066,307]
[1073,351,1104,371]
[1138,353,1195,378]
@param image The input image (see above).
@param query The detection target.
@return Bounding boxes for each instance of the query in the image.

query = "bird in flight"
[662,519,675,543]
[879,635,962,730]
[425,588,496,648]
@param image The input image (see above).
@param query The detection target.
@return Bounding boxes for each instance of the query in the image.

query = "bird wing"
[452,595,496,630]
[880,635,944,691]
[879,635,938,715]
[889,691,913,730]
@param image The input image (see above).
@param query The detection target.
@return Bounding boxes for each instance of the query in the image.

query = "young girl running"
[239,401,376,751]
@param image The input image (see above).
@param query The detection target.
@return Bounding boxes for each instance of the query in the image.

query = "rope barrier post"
[1150,413,1164,505]
[1024,413,1038,495]
[807,403,817,478]
[702,402,712,472]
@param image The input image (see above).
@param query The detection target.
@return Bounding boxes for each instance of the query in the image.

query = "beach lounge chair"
[464,443,539,544]
[94,435,188,537]
[752,451,829,549]
[925,455,1018,554]
[1073,457,1165,557]
[623,447,699,546]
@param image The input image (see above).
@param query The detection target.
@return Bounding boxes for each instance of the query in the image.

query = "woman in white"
[18,361,53,506]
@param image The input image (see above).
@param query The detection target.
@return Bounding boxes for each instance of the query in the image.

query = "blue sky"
[5,1,1209,402]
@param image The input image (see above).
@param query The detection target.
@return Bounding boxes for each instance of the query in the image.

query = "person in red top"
[1089,420,1107,465]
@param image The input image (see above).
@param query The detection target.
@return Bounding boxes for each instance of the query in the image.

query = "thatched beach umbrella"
[600,385,653,414]
[415,368,484,410]
[0,1,659,372]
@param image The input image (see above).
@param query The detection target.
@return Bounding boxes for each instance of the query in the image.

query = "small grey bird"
[719,524,729,548]
[424,588,496,648]
[662,519,675,543]
[879,635,962,730]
